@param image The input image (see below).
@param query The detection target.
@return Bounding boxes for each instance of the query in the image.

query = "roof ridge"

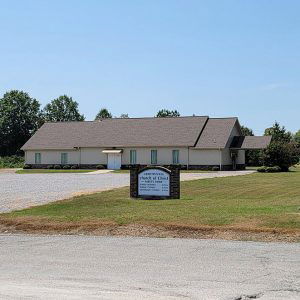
[44,116,209,123]
[208,117,238,120]
[98,116,209,120]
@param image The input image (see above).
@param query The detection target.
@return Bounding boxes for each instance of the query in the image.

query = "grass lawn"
[245,166,259,171]
[2,167,299,239]
[16,169,95,174]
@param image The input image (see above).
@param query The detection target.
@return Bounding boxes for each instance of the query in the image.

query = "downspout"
[75,147,81,167]
[79,147,81,166]
[219,148,222,171]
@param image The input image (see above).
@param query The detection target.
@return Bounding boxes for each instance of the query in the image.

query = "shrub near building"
[262,141,299,171]
[261,122,300,171]
[0,156,24,168]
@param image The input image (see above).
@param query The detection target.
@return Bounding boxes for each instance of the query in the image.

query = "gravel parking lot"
[0,172,129,213]
[0,170,254,213]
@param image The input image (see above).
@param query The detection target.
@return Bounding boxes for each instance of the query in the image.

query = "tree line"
[0,90,299,171]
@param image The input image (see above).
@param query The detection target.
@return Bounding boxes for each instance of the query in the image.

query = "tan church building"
[21,116,271,170]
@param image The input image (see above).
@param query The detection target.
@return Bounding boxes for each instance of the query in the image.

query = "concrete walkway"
[180,170,255,181]
[84,169,113,174]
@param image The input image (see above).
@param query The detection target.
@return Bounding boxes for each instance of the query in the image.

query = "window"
[130,150,137,164]
[35,153,41,164]
[61,153,68,164]
[151,150,157,165]
[172,150,179,164]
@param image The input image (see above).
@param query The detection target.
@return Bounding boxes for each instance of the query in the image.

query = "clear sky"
[0,0,299,135]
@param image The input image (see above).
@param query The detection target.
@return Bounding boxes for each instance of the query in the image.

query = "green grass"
[245,166,260,170]
[16,169,95,174]
[111,169,130,173]
[5,167,300,231]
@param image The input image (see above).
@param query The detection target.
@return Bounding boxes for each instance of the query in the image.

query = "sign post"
[130,165,180,199]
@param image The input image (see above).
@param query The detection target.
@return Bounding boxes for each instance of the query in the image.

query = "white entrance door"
[107,154,121,170]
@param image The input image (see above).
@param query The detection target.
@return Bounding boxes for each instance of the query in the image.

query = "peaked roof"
[21,116,209,150]
[194,118,239,149]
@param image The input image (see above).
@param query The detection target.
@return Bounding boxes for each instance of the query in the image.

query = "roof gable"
[194,118,238,149]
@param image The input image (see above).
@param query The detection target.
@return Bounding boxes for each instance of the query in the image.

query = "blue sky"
[0,0,299,134]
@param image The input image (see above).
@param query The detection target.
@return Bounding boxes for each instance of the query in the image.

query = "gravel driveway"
[0,170,254,213]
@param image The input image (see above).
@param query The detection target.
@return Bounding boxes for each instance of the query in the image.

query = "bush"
[257,166,266,172]
[63,165,71,169]
[211,166,220,171]
[0,155,25,168]
[262,141,300,171]
[54,165,61,169]
[257,166,281,173]
[96,164,105,169]
[266,166,281,173]
[23,164,32,169]
[71,165,79,169]
[47,165,54,169]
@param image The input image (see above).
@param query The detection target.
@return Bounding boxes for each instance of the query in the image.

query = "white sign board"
[138,169,170,197]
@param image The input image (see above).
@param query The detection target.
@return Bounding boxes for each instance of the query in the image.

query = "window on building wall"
[130,150,137,164]
[61,153,68,164]
[151,150,157,164]
[172,150,179,164]
[35,153,41,164]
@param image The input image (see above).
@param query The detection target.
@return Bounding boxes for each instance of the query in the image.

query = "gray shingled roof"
[230,136,272,149]
[22,116,209,150]
[194,118,238,149]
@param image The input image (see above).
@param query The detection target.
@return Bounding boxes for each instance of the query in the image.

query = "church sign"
[138,169,170,197]
[130,165,180,199]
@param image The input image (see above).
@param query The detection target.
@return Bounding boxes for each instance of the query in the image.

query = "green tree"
[43,95,84,122]
[262,141,299,171]
[0,90,42,156]
[240,125,254,136]
[156,109,180,117]
[294,129,300,145]
[120,113,129,118]
[262,122,299,171]
[264,121,292,143]
[95,108,112,120]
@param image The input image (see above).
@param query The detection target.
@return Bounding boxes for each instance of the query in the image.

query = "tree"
[240,125,254,136]
[95,108,112,120]
[156,109,180,118]
[0,90,42,156]
[262,141,299,171]
[294,129,300,145]
[43,95,84,122]
[264,121,292,143]
[262,122,299,171]
[120,113,129,118]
